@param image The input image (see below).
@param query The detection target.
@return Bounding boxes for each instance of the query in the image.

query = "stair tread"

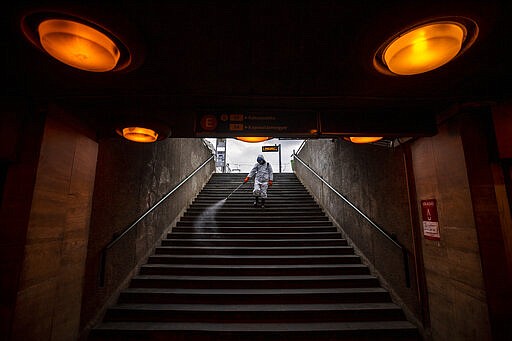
[122,287,388,294]
[182,216,328,219]
[180,221,330,223]
[133,274,376,280]
[168,233,340,236]
[142,264,366,269]
[151,253,359,260]
[156,246,350,249]
[150,254,357,259]
[163,238,343,243]
[110,302,401,311]
[175,226,335,228]
[94,320,417,332]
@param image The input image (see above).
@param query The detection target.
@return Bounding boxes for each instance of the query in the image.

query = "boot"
[260,198,265,209]
[253,196,259,207]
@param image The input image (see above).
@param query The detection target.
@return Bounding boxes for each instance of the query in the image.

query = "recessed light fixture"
[38,19,120,72]
[374,17,478,75]
[118,127,158,143]
[115,120,171,143]
[21,12,134,72]
[344,137,383,144]
[235,137,272,143]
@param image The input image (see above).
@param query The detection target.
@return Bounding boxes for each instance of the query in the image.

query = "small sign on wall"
[421,199,440,240]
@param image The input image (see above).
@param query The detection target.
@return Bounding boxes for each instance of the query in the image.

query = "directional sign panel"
[262,145,279,152]
[194,108,437,138]
[195,111,317,137]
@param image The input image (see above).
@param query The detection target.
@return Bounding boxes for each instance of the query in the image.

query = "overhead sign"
[262,145,279,152]
[421,199,440,241]
[194,108,438,138]
[195,111,317,137]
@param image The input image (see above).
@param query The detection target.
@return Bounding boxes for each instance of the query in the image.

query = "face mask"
[257,157,264,165]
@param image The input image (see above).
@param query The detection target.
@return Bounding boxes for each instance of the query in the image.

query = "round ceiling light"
[235,137,272,143]
[118,127,159,143]
[38,19,120,72]
[344,137,383,144]
[374,17,478,75]
[21,12,137,72]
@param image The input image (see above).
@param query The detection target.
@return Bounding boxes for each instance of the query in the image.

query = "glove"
[268,180,273,187]
[244,177,250,183]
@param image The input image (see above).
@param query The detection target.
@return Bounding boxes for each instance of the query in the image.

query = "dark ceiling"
[2,0,512,139]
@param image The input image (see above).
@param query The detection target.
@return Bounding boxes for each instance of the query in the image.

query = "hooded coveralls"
[247,154,273,199]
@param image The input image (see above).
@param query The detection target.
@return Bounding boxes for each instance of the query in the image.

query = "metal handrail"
[98,154,215,286]
[293,153,410,287]
[295,139,307,156]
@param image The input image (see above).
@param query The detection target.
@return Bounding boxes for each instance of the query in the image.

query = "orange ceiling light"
[120,127,159,143]
[235,137,272,143]
[38,19,120,72]
[344,137,383,144]
[374,18,478,75]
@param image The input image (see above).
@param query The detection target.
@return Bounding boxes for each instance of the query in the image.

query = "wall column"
[7,109,98,341]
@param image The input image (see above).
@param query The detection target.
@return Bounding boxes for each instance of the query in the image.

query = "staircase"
[90,173,420,340]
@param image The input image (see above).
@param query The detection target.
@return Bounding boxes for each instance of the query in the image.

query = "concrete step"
[154,245,354,255]
[188,205,321,210]
[205,182,304,186]
[138,264,369,276]
[200,186,307,190]
[171,226,338,233]
[129,274,381,289]
[183,210,325,217]
[209,178,300,182]
[202,189,308,194]
[193,201,317,206]
[103,302,405,323]
[198,195,311,199]
[147,254,361,265]
[90,321,419,341]
[117,287,391,305]
[198,196,311,200]
[196,193,312,197]
[203,190,308,194]
[161,238,347,247]
[206,185,304,189]
[192,205,320,211]
[199,189,309,194]
[176,221,334,227]
[166,232,343,239]
[180,215,329,222]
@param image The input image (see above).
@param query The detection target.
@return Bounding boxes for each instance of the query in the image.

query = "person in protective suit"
[244,154,273,208]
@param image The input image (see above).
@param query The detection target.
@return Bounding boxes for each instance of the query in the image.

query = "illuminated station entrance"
[1,1,511,340]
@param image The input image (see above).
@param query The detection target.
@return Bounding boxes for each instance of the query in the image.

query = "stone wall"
[79,137,215,337]
[0,101,43,340]
[9,111,98,341]
[295,138,422,322]
[295,107,512,340]
[410,114,492,340]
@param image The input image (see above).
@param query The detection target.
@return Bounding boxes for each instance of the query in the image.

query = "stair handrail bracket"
[292,153,411,287]
[98,155,215,287]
